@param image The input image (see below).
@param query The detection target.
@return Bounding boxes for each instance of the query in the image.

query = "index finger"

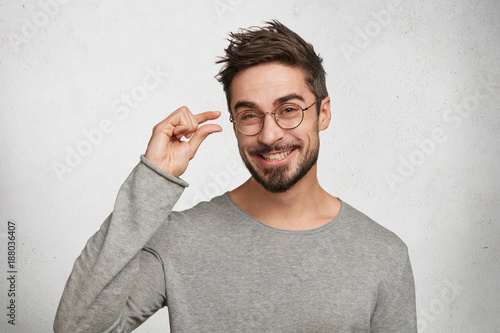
[194,111,222,124]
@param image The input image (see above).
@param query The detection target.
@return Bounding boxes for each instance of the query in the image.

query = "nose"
[257,112,285,146]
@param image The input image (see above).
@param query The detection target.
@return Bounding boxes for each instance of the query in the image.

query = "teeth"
[261,150,292,162]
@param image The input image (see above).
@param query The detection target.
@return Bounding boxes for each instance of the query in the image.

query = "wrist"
[140,155,189,188]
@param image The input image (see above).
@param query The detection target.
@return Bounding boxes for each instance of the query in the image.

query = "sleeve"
[370,248,418,333]
[53,155,188,333]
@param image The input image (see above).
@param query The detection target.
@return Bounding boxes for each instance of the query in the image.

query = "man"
[54,20,417,332]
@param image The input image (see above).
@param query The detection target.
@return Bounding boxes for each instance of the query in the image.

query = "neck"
[229,164,340,230]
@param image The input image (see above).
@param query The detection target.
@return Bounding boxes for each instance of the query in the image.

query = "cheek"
[292,126,315,144]
[236,135,252,153]
[301,129,320,152]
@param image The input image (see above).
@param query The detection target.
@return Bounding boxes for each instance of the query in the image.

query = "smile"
[260,150,293,162]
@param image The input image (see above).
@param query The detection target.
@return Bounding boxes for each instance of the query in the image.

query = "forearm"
[54,156,187,333]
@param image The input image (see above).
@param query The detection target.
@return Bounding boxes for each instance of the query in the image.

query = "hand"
[145,106,222,177]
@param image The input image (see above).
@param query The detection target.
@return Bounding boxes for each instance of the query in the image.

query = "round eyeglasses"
[230,99,319,136]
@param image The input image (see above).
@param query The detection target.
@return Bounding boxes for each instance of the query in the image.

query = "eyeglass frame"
[230,99,320,136]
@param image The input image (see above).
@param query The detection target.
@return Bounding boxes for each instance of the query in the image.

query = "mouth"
[260,150,293,162]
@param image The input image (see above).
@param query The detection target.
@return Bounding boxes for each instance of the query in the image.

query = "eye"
[239,111,260,121]
[278,104,301,115]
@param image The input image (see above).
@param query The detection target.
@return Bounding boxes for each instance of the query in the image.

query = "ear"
[230,112,238,135]
[318,97,331,131]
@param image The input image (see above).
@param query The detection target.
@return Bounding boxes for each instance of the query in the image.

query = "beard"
[240,135,320,193]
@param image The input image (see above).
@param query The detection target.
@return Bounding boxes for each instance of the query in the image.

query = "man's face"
[229,62,330,193]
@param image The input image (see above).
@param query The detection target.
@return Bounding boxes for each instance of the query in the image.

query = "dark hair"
[215,20,328,113]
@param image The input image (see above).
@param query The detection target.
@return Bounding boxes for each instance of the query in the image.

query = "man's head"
[216,21,331,193]
[216,20,328,113]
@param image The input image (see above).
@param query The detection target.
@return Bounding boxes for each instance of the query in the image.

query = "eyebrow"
[274,93,305,106]
[233,93,306,112]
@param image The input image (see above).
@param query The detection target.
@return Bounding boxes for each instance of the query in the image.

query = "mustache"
[248,141,302,155]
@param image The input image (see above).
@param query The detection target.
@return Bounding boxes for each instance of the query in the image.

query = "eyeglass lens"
[235,103,304,135]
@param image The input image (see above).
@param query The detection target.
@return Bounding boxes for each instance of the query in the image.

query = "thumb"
[186,124,223,159]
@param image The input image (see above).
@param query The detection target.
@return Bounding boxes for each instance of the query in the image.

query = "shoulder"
[146,193,233,243]
[172,193,233,221]
[336,200,409,263]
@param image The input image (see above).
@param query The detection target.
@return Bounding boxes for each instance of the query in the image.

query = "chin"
[248,160,317,194]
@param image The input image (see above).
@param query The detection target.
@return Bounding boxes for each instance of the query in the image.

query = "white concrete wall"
[1,0,499,332]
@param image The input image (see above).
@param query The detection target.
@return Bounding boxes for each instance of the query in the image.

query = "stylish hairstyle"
[215,20,328,114]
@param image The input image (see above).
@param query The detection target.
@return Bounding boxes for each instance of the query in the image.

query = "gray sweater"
[54,156,417,332]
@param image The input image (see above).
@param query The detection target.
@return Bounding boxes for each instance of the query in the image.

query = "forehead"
[229,63,311,108]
